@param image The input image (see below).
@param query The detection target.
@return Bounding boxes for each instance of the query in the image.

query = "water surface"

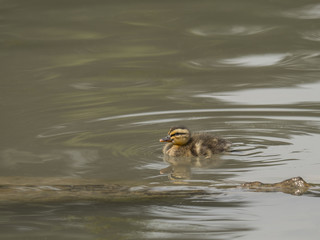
[0,0,320,239]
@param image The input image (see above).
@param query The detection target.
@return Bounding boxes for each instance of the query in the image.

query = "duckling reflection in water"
[160,126,231,158]
[159,126,231,180]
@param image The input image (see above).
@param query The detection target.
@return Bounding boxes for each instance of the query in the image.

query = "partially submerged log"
[0,177,210,203]
[0,176,312,203]
[241,176,310,195]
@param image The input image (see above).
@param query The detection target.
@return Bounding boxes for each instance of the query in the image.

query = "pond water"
[1,0,320,239]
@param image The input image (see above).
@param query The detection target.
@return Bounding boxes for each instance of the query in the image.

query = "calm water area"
[1,0,320,239]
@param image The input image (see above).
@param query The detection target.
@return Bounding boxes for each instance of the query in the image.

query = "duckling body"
[160,126,231,158]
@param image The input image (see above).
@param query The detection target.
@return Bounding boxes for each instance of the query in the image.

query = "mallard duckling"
[159,126,231,158]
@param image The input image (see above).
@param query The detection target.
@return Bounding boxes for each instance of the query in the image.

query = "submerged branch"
[0,176,312,203]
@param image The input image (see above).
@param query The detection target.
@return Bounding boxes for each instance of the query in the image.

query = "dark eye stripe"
[170,133,186,137]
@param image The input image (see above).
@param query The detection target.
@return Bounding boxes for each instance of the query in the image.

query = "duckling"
[159,126,231,158]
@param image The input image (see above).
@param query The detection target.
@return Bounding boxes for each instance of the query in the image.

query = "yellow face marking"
[168,128,190,145]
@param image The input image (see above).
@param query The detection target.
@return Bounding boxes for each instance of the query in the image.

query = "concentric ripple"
[34,105,320,182]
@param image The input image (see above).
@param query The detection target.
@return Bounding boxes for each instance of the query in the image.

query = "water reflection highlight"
[195,82,320,105]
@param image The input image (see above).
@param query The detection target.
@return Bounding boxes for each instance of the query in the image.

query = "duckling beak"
[160,135,172,142]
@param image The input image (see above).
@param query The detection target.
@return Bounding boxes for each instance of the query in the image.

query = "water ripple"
[91,108,310,122]
[301,30,320,41]
[195,82,320,105]
[188,25,274,37]
[35,106,320,182]
[284,4,320,19]
[142,203,250,239]
[187,51,320,70]
[131,117,213,125]
[219,53,289,67]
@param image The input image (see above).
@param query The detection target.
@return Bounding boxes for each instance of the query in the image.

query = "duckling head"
[160,126,191,145]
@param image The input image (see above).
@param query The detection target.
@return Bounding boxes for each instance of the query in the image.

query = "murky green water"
[1,0,320,239]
